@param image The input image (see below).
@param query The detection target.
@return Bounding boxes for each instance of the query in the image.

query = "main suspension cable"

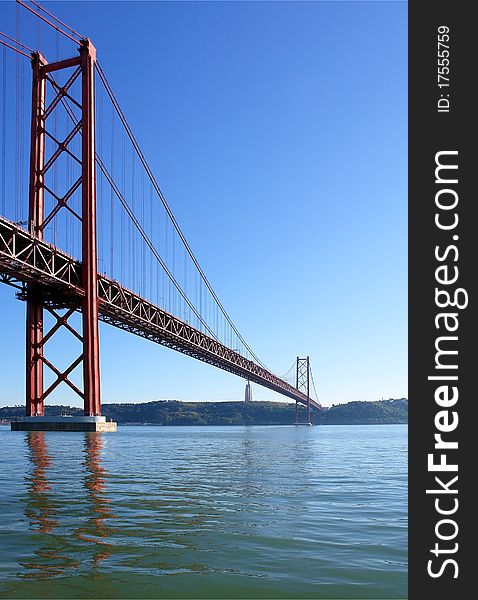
[25,0,84,40]
[0,36,31,59]
[0,31,34,53]
[310,366,320,404]
[16,0,80,44]
[57,94,219,340]
[96,153,221,341]
[94,61,267,369]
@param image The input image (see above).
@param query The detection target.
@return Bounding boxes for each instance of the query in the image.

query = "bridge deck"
[0,217,320,409]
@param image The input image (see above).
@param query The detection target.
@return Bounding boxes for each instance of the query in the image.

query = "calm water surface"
[0,425,407,599]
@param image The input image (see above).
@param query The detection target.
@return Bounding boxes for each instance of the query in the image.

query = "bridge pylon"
[295,356,311,425]
[25,40,101,417]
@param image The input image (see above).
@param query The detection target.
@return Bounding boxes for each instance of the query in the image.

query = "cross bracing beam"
[0,217,321,410]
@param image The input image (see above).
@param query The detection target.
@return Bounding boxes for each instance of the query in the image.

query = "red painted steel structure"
[0,216,321,410]
[295,356,312,423]
[26,52,46,416]
[1,17,321,418]
[25,40,101,417]
[79,41,101,417]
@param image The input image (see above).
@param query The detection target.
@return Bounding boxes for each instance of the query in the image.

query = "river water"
[0,424,407,599]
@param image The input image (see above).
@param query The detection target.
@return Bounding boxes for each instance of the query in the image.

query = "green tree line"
[1,398,408,426]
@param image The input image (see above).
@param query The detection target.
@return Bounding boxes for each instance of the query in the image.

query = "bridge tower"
[295,356,311,425]
[25,40,101,418]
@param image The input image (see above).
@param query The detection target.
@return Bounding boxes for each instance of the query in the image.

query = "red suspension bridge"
[0,1,321,426]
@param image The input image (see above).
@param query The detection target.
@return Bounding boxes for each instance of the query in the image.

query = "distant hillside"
[323,398,408,425]
[1,398,407,426]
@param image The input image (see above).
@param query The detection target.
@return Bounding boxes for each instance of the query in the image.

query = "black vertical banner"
[409,1,473,599]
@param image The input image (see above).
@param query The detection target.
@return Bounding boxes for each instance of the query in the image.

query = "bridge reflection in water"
[76,433,116,566]
[21,432,115,578]
[24,432,57,535]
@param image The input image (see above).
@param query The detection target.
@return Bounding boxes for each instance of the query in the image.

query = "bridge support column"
[26,300,44,416]
[307,356,311,424]
[26,53,46,417]
[23,43,102,418]
[80,40,101,417]
[295,356,312,425]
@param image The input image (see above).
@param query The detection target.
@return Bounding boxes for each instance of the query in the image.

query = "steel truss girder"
[0,218,320,408]
[95,279,316,405]
[0,217,320,409]
[0,216,81,292]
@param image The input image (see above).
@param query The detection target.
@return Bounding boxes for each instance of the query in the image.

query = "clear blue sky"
[0,0,407,408]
